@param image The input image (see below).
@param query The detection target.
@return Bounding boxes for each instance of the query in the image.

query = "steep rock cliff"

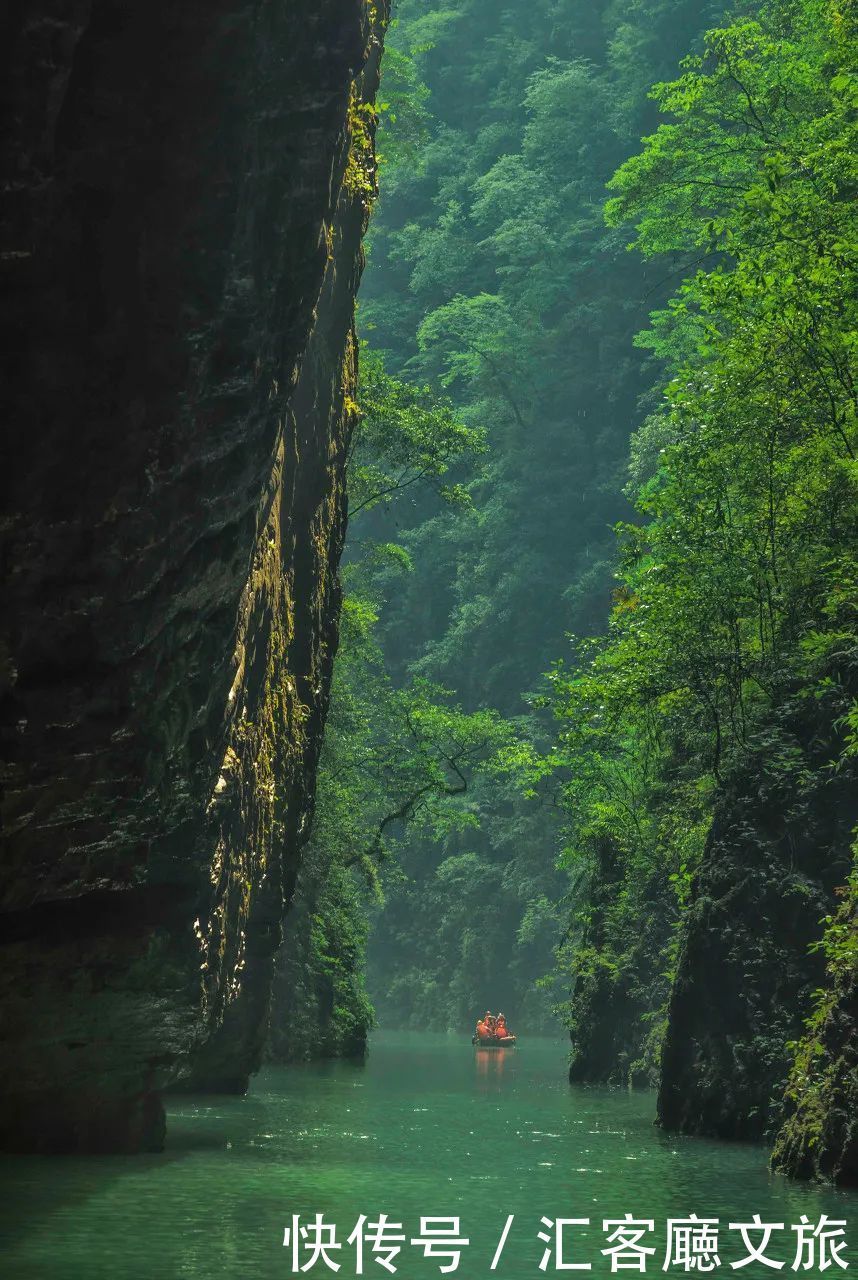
[771,862,858,1186]
[267,831,372,1065]
[657,703,856,1145]
[565,834,674,1091]
[0,0,386,1152]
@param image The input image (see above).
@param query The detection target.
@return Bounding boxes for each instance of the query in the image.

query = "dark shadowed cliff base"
[0,0,387,1153]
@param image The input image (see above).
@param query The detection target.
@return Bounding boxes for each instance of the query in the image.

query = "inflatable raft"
[472,1035,517,1047]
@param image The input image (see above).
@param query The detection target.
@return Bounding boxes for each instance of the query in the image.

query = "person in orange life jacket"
[496,1013,513,1040]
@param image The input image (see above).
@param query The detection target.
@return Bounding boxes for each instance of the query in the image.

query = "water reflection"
[474,1046,509,1081]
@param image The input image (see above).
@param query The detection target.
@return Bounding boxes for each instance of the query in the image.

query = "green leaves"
[349,347,485,516]
[547,0,858,1079]
[588,0,857,763]
[376,44,431,168]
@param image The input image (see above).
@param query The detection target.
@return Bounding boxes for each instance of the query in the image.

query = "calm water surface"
[0,1033,853,1278]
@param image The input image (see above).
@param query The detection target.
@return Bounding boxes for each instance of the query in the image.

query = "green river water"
[0,1033,853,1278]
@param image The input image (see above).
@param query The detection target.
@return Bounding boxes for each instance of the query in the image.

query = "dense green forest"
[274,0,729,1043]
[358,0,736,1033]
[546,0,857,1154]
[270,0,856,1180]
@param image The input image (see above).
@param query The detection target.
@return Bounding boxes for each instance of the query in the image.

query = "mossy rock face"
[0,0,387,1151]
[657,703,857,1147]
[771,881,858,1187]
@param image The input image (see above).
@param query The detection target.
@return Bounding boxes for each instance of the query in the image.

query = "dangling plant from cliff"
[345,91,380,201]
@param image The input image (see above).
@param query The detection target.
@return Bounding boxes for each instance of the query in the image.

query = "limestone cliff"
[0,0,387,1152]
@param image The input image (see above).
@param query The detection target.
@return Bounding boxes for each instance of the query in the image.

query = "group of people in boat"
[474,1010,515,1043]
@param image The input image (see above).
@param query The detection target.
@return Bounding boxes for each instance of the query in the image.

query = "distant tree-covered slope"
[360,0,729,1031]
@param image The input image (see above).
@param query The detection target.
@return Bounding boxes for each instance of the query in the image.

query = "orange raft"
[472,1034,517,1047]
